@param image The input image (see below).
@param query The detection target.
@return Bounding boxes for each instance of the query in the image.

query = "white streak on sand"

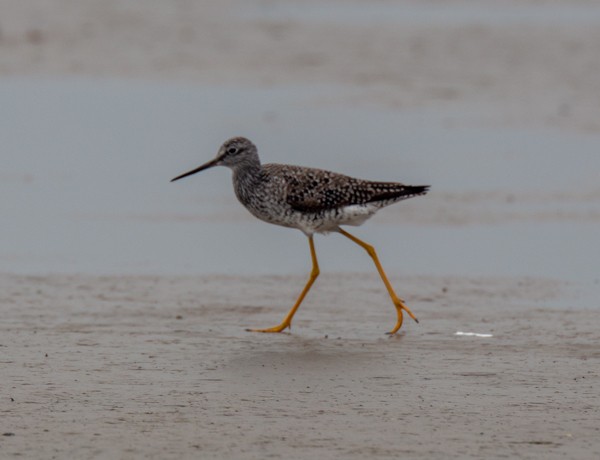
[455,331,494,338]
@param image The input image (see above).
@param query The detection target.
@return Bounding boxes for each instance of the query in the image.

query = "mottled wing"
[264,164,428,213]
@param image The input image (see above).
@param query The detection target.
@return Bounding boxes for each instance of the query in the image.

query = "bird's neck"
[232,160,261,181]
[232,162,263,204]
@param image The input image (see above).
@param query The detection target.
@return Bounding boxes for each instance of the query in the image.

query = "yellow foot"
[396,296,419,323]
[246,322,291,333]
[386,308,404,335]
[386,297,419,335]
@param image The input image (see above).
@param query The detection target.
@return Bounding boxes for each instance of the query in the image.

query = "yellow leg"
[338,228,418,335]
[247,235,320,333]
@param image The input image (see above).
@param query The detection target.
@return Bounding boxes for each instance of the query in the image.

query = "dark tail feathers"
[368,185,430,203]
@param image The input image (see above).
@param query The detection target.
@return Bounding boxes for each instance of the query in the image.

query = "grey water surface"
[1,78,599,287]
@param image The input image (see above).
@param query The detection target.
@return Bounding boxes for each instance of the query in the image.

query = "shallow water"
[1,78,599,285]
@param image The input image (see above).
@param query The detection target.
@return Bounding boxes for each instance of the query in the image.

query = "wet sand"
[2,0,600,458]
[1,273,599,459]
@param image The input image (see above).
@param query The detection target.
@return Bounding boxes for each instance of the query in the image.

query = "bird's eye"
[227,147,238,155]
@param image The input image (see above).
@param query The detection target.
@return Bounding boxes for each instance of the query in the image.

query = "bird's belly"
[275,204,378,234]
[240,193,377,234]
[324,204,378,228]
[241,202,296,228]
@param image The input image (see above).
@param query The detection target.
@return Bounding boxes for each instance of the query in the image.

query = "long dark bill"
[170,158,219,182]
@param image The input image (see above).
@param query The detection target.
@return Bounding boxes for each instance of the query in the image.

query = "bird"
[171,137,429,334]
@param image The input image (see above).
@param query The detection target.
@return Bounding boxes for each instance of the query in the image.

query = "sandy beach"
[1,1,600,458]
[1,273,599,459]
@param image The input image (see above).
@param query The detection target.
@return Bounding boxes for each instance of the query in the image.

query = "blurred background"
[1,0,599,283]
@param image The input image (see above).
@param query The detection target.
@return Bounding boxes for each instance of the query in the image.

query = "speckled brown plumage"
[186,138,430,235]
[170,136,429,334]
[264,163,429,212]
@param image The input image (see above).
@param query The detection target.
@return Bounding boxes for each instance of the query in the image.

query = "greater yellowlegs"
[171,137,429,334]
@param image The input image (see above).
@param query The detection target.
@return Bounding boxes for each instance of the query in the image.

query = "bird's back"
[261,163,429,212]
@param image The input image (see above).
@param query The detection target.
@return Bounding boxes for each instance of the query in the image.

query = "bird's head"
[171,137,259,182]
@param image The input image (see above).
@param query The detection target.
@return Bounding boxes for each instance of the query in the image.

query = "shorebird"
[171,137,429,334]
